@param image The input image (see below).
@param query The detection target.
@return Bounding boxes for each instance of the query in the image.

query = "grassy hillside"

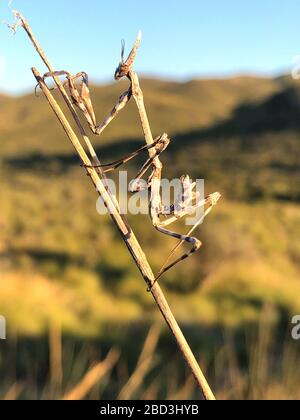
[1,74,300,400]
[1,74,300,336]
[0,75,280,158]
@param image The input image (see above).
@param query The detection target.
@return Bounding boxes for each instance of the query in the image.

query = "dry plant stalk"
[63,348,120,401]
[49,320,63,390]
[10,11,217,400]
[4,382,24,401]
[118,324,160,400]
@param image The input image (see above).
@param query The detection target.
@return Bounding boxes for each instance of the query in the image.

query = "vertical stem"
[49,320,63,391]
[32,68,215,400]
[130,71,161,165]
[10,10,217,401]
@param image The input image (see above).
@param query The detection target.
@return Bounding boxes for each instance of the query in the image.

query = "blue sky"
[0,0,299,94]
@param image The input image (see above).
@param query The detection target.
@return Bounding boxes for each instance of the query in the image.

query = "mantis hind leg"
[147,224,202,291]
[149,192,221,290]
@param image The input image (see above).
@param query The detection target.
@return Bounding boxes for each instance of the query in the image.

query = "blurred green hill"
[0,75,300,336]
[0,75,280,157]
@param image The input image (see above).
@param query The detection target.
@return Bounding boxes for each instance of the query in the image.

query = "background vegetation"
[0,74,300,399]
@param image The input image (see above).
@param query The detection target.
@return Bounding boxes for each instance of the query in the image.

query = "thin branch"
[49,320,62,390]
[118,324,160,400]
[11,12,216,401]
[63,348,120,401]
[3,382,24,401]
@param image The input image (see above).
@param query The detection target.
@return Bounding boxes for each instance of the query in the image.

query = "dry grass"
[63,348,120,401]
[1,313,299,400]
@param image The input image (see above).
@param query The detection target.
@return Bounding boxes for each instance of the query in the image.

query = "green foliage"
[1,75,300,335]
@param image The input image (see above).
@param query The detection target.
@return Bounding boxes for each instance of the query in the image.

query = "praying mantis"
[40,32,221,287]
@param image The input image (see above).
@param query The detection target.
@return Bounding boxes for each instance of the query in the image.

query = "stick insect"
[40,33,221,287]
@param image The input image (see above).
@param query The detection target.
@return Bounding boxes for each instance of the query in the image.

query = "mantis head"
[114,31,142,80]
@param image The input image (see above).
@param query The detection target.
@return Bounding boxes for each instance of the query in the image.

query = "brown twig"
[118,324,160,400]
[49,320,63,391]
[3,382,24,401]
[63,348,120,400]
[11,11,216,401]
